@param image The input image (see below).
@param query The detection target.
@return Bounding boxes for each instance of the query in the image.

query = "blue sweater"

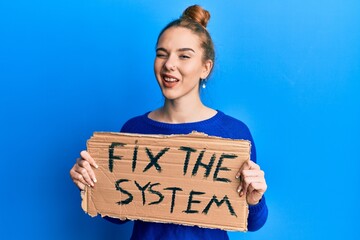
[107,110,268,239]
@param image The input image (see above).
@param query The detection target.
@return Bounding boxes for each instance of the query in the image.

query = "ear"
[201,59,213,79]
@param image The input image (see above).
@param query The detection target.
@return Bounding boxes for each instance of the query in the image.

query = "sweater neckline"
[142,110,223,128]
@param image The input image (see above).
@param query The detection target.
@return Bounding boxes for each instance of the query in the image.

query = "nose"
[163,55,176,71]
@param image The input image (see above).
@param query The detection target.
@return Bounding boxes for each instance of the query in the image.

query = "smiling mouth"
[163,76,179,83]
[162,75,179,88]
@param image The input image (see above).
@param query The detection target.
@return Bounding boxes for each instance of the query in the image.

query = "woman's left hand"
[236,160,267,205]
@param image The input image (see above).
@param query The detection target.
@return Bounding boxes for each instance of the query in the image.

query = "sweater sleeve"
[235,120,268,231]
[103,216,129,225]
[247,196,268,231]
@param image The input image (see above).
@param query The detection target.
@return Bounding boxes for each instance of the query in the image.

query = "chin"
[161,93,179,101]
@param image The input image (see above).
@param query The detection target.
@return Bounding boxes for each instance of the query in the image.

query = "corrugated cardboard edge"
[81,186,97,217]
[94,210,249,232]
[81,131,250,231]
[101,204,248,231]
[81,190,86,213]
[90,130,249,141]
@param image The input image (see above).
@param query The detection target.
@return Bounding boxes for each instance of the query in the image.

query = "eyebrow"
[156,47,195,53]
[178,48,195,53]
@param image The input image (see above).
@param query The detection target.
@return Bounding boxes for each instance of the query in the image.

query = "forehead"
[157,27,202,50]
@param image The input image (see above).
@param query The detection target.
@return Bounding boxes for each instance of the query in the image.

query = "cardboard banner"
[82,131,250,231]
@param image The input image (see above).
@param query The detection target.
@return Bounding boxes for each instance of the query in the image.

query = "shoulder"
[120,112,149,133]
[216,111,257,161]
[218,111,249,128]
[216,111,252,139]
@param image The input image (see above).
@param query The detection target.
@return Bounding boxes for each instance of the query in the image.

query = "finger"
[247,160,261,170]
[74,180,86,191]
[236,169,264,195]
[237,179,265,198]
[75,167,94,187]
[236,161,250,179]
[237,183,243,196]
[77,159,97,183]
[241,169,264,179]
[70,168,89,188]
[247,182,267,195]
[238,180,247,197]
[80,150,98,169]
[236,160,260,179]
[241,169,265,190]
[71,168,90,187]
[246,182,266,205]
[239,175,263,197]
[245,179,267,200]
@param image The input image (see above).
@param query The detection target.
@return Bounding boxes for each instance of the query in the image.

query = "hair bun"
[182,5,210,28]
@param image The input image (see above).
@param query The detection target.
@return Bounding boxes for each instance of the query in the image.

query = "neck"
[150,95,216,123]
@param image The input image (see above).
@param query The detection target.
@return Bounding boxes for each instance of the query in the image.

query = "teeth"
[164,77,177,82]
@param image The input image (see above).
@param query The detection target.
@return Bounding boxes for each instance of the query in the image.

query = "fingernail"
[93,177,97,183]
[235,175,239,179]
[95,164,99,169]
[237,187,241,193]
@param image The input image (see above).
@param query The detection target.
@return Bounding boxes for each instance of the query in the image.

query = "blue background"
[1,0,359,239]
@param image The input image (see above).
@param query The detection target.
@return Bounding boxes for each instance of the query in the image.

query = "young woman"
[70,5,268,239]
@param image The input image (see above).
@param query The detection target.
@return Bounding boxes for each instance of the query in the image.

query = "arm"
[247,195,268,231]
[233,122,268,231]
[236,160,268,231]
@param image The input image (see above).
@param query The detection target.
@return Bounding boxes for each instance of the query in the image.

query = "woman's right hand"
[70,150,98,190]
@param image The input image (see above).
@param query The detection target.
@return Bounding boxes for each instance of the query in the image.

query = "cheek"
[154,62,163,83]
[154,60,163,74]
[184,65,203,79]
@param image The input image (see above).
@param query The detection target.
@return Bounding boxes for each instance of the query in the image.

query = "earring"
[201,79,207,89]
